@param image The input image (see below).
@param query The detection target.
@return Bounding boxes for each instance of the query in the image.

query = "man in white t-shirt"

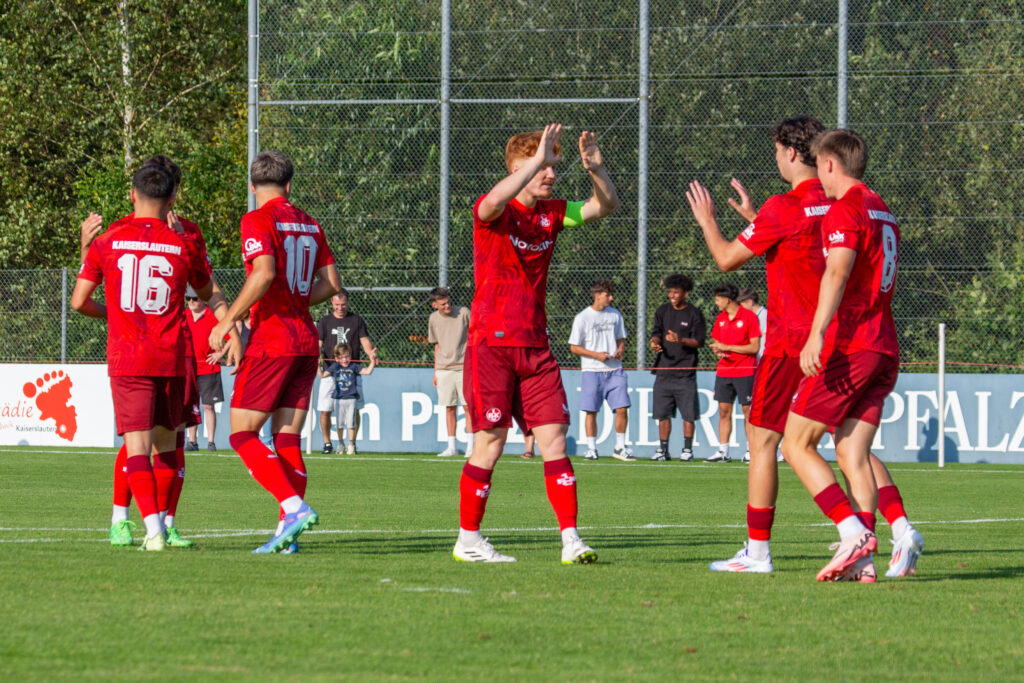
[568,279,634,461]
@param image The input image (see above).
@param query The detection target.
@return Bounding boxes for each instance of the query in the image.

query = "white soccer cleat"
[886,527,924,578]
[709,543,773,573]
[437,446,458,458]
[139,533,166,552]
[453,537,516,563]
[583,448,599,460]
[346,443,356,455]
[777,452,785,463]
[837,554,877,583]
[817,530,877,582]
[651,448,670,461]
[741,451,751,464]
[611,446,636,462]
[561,537,598,565]
[707,447,731,463]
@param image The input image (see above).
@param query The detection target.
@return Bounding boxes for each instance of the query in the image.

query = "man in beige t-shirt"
[428,287,473,457]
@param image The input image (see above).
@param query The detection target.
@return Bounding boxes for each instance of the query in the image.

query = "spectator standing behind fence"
[316,289,376,454]
[708,282,761,464]
[428,287,474,458]
[738,288,768,363]
[184,287,225,452]
[569,279,634,462]
[649,273,706,462]
[320,343,376,454]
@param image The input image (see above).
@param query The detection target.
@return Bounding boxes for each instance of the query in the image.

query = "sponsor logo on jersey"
[804,205,831,217]
[243,237,263,255]
[868,209,896,224]
[828,230,845,245]
[485,407,502,423]
[112,240,182,255]
[741,224,756,240]
[509,235,553,253]
[556,472,576,487]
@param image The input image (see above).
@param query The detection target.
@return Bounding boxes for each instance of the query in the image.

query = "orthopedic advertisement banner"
[2,365,1023,463]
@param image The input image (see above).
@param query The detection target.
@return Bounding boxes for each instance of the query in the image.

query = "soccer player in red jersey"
[72,164,214,551]
[209,151,340,554]
[81,155,239,549]
[455,124,619,563]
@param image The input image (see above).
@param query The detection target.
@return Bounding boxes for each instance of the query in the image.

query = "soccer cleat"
[184,441,199,452]
[836,554,877,583]
[321,442,333,454]
[651,448,669,461]
[207,441,217,452]
[165,526,194,548]
[109,520,136,546]
[139,532,166,551]
[453,537,516,563]
[886,527,925,578]
[741,451,751,464]
[346,443,356,455]
[583,448,599,460]
[252,502,319,554]
[816,530,878,582]
[679,448,694,462]
[279,541,299,554]
[777,452,786,463]
[709,543,774,573]
[707,448,731,463]
[437,446,458,458]
[612,446,636,462]
[561,537,598,565]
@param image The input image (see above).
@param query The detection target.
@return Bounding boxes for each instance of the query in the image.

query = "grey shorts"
[714,375,754,405]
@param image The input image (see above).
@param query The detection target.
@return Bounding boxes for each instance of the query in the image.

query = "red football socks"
[153,450,177,514]
[856,511,877,533]
[459,463,492,531]
[813,483,857,525]
[274,433,307,520]
[125,454,158,518]
[747,505,776,541]
[230,431,298,503]
[877,485,908,526]
[112,444,131,507]
[167,435,186,518]
[543,458,578,531]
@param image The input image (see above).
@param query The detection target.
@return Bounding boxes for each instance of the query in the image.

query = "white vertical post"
[837,0,848,128]
[60,267,68,363]
[636,0,649,370]
[247,0,259,211]
[937,323,946,467]
[438,0,451,287]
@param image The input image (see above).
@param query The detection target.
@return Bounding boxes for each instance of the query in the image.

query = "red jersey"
[79,217,211,377]
[185,307,221,375]
[820,184,900,357]
[240,196,335,357]
[469,195,567,347]
[737,179,833,358]
[711,306,761,377]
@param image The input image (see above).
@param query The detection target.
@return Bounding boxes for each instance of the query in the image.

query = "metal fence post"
[938,322,946,468]
[61,267,68,363]
[247,0,259,211]
[438,0,451,288]
[837,0,848,127]
[636,0,650,370]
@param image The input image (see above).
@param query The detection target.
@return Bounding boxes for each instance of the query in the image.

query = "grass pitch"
[1,447,1022,680]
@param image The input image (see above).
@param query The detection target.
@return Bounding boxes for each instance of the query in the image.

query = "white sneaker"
[651,448,669,461]
[885,527,924,578]
[453,537,516,563]
[611,447,636,462]
[741,451,751,464]
[346,443,356,455]
[678,448,694,462]
[709,544,773,573]
[837,553,877,583]
[437,446,458,457]
[583,448,599,460]
[561,537,598,565]
[777,452,785,462]
[707,448,731,462]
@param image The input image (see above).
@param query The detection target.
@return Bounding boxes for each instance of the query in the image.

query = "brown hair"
[812,129,867,179]
[333,343,352,357]
[504,130,561,173]
[428,286,450,303]
[250,150,294,187]
[590,279,614,296]
[770,117,825,167]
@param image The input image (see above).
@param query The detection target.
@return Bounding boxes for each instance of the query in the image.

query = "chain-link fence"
[2,2,1022,370]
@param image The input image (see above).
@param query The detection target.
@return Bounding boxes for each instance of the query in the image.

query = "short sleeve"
[568,313,585,345]
[615,311,627,339]
[822,201,864,252]
[747,308,761,338]
[427,313,439,344]
[473,195,510,234]
[314,221,335,270]
[79,242,104,283]
[186,236,212,292]
[356,315,369,339]
[240,212,275,263]
[737,195,790,256]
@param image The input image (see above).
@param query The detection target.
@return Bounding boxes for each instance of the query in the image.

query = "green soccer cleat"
[165,526,194,548]
[109,520,136,546]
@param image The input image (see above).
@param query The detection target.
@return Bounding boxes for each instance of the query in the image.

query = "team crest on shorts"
[485,407,502,423]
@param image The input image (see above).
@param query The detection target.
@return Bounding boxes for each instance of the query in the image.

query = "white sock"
[615,432,626,449]
[111,505,130,525]
[586,436,597,449]
[142,513,164,539]
[891,516,911,539]
[458,528,483,546]
[718,444,730,456]
[561,527,581,545]
[165,515,175,529]
[448,436,457,449]
[836,515,867,540]
[747,539,770,560]
[280,496,303,515]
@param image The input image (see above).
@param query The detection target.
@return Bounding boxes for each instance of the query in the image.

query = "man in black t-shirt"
[316,288,377,454]
[649,273,706,462]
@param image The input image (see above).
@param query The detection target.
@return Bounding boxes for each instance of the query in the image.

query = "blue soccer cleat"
[252,502,318,554]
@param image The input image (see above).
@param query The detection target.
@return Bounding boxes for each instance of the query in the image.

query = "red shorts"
[790,350,899,427]
[110,375,186,435]
[182,353,202,428]
[464,342,569,434]
[748,354,803,433]
[231,353,318,413]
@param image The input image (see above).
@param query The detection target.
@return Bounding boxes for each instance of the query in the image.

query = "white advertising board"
[0,364,114,447]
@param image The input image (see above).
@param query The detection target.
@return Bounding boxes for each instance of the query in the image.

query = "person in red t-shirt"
[707,282,760,464]
[209,151,340,554]
[455,124,619,564]
[72,164,215,551]
[184,291,225,451]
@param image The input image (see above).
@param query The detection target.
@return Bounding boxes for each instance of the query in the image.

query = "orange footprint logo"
[22,370,78,441]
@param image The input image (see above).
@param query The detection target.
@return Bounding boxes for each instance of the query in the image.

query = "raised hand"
[166,210,184,235]
[80,213,103,251]
[578,130,603,172]
[534,123,563,168]
[726,177,757,222]
[686,180,717,228]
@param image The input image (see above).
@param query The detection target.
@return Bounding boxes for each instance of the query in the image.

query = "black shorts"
[714,375,754,405]
[652,372,698,421]
[197,372,224,405]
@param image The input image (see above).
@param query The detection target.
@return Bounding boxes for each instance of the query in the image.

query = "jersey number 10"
[117,254,174,315]
[283,234,318,295]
